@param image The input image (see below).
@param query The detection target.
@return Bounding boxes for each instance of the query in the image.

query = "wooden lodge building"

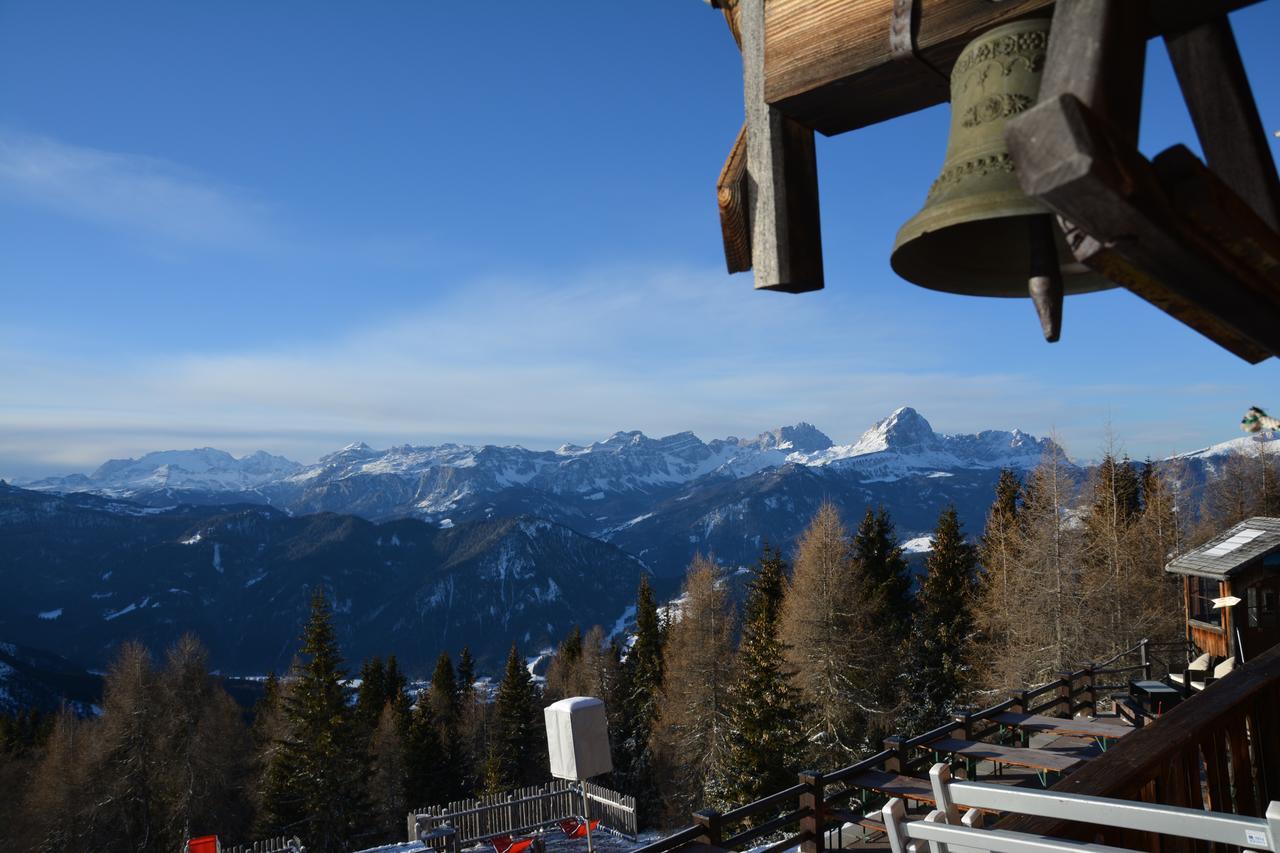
[1168,517,1280,666]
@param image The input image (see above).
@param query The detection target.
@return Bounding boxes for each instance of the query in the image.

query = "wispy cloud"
[0,264,1252,480]
[0,130,273,249]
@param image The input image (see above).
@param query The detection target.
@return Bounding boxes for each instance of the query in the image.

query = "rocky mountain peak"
[753,422,834,454]
[853,406,939,453]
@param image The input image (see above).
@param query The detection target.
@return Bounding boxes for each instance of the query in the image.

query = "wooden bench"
[925,737,1086,778]
[847,770,936,805]
[991,712,1134,742]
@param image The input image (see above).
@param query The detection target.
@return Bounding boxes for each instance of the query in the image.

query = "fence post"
[883,735,906,774]
[1081,664,1096,716]
[1010,689,1028,714]
[951,710,972,739]
[1056,672,1072,717]
[1140,638,1152,681]
[693,808,723,846]
[799,770,825,853]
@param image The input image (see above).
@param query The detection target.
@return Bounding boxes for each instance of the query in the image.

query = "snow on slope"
[24,448,301,496]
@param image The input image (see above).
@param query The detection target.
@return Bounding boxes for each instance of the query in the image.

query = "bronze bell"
[890,18,1114,341]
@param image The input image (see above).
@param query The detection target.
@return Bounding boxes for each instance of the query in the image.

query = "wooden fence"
[633,639,1189,853]
[221,836,300,853]
[408,778,637,846]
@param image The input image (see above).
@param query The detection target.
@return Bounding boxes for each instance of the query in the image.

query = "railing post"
[951,710,972,739]
[1056,672,1072,717]
[693,809,723,847]
[883,735,906,774]
[1081,664,1096,717]
[799,770,825,853]
[1011,689,1028,714]
[1140,638,1151,681]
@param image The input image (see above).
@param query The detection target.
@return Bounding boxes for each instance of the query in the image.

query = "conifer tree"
[651,555,737,817]
[779,502,883,764]
[853,507,912,641]
[453,646,486,797]
[618,576,664,819]
[405,690,449,808]
[900,507,978,733]
[976,469,1022,678]
[545,625,585,701]
[428,651,463,800]
[724,545,808,805]
[354,656,388,738]
[260,588,370,852]
[485,644,545,792]
[368,703,410,844]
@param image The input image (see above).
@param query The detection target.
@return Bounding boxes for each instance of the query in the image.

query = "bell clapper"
[1028,214,1064,343]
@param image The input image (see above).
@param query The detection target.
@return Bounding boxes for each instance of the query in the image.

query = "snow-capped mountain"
[26,407,1051,508]
[25,447,301,499]
[19,408,1064,577]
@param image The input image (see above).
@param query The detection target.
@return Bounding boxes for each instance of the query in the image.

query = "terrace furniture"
[990,712,1132,750]
[1129,679,1183,715]
[924,738,1085,786]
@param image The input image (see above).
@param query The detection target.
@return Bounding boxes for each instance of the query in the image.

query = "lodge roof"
[1165,516,1280,578]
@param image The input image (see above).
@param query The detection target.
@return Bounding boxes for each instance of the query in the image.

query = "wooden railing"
[635,639,1179,853]
[221,836,301,853]
[997,641,1280,849]
[408,779,637,845]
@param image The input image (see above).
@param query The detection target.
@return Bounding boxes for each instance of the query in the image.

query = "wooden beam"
[762,0,1263,136]
[1037,0,1146,146]
[742,0,824,293]
[1164,15,1280,231]
[717,124,751,274]
[1005,93,1280,362]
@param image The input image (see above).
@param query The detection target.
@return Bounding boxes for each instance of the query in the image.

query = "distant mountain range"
[6,407,1266,681]
[21,408,1058,572]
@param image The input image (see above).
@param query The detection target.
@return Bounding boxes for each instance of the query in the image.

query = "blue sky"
[2,2,1279,480]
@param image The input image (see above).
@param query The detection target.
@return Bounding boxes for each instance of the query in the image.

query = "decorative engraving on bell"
[890,18,1113,338]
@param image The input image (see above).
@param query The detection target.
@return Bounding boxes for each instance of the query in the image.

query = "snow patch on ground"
[212,543,223,573]
[181,531,203,545]
[104,597,150,621]
[37,608,62,620]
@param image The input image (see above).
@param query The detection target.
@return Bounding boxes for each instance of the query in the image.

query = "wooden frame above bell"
[717,0,825,293]
[706,0,1278,360]
[1005,0,1280,362]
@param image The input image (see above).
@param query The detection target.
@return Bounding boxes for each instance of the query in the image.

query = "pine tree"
[485,644,545,792]
[900,507,979,733]
[975,469,1022,685]
[779,502,883,764]
[853,507,912,641]
[260,588,370,852]
[429,651,463,801]
[368,703,410,844]
[724,545,809,805]
[354,657,388,738]
[618,575,664,820]
[454,646,486,798]
[995,446,1083,688]
[545,625,585,701]
[651,555,737,818]
[1080,453,1145,659]
[405,691,449,808]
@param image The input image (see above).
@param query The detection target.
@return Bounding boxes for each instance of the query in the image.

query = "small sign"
[1245,830,1267,846]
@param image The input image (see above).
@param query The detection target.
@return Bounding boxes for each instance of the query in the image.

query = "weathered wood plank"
[742,0,824,292]
[717,124,751,274]
[1005,94,1280,361]
[760,0,1263,136]
[1164,15,1280,231]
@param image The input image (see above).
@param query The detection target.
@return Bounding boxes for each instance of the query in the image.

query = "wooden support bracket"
[741,0,824,293]
[1006,0,1280,363]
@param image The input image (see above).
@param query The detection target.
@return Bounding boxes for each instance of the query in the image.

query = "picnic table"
[991,712,1134,746]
